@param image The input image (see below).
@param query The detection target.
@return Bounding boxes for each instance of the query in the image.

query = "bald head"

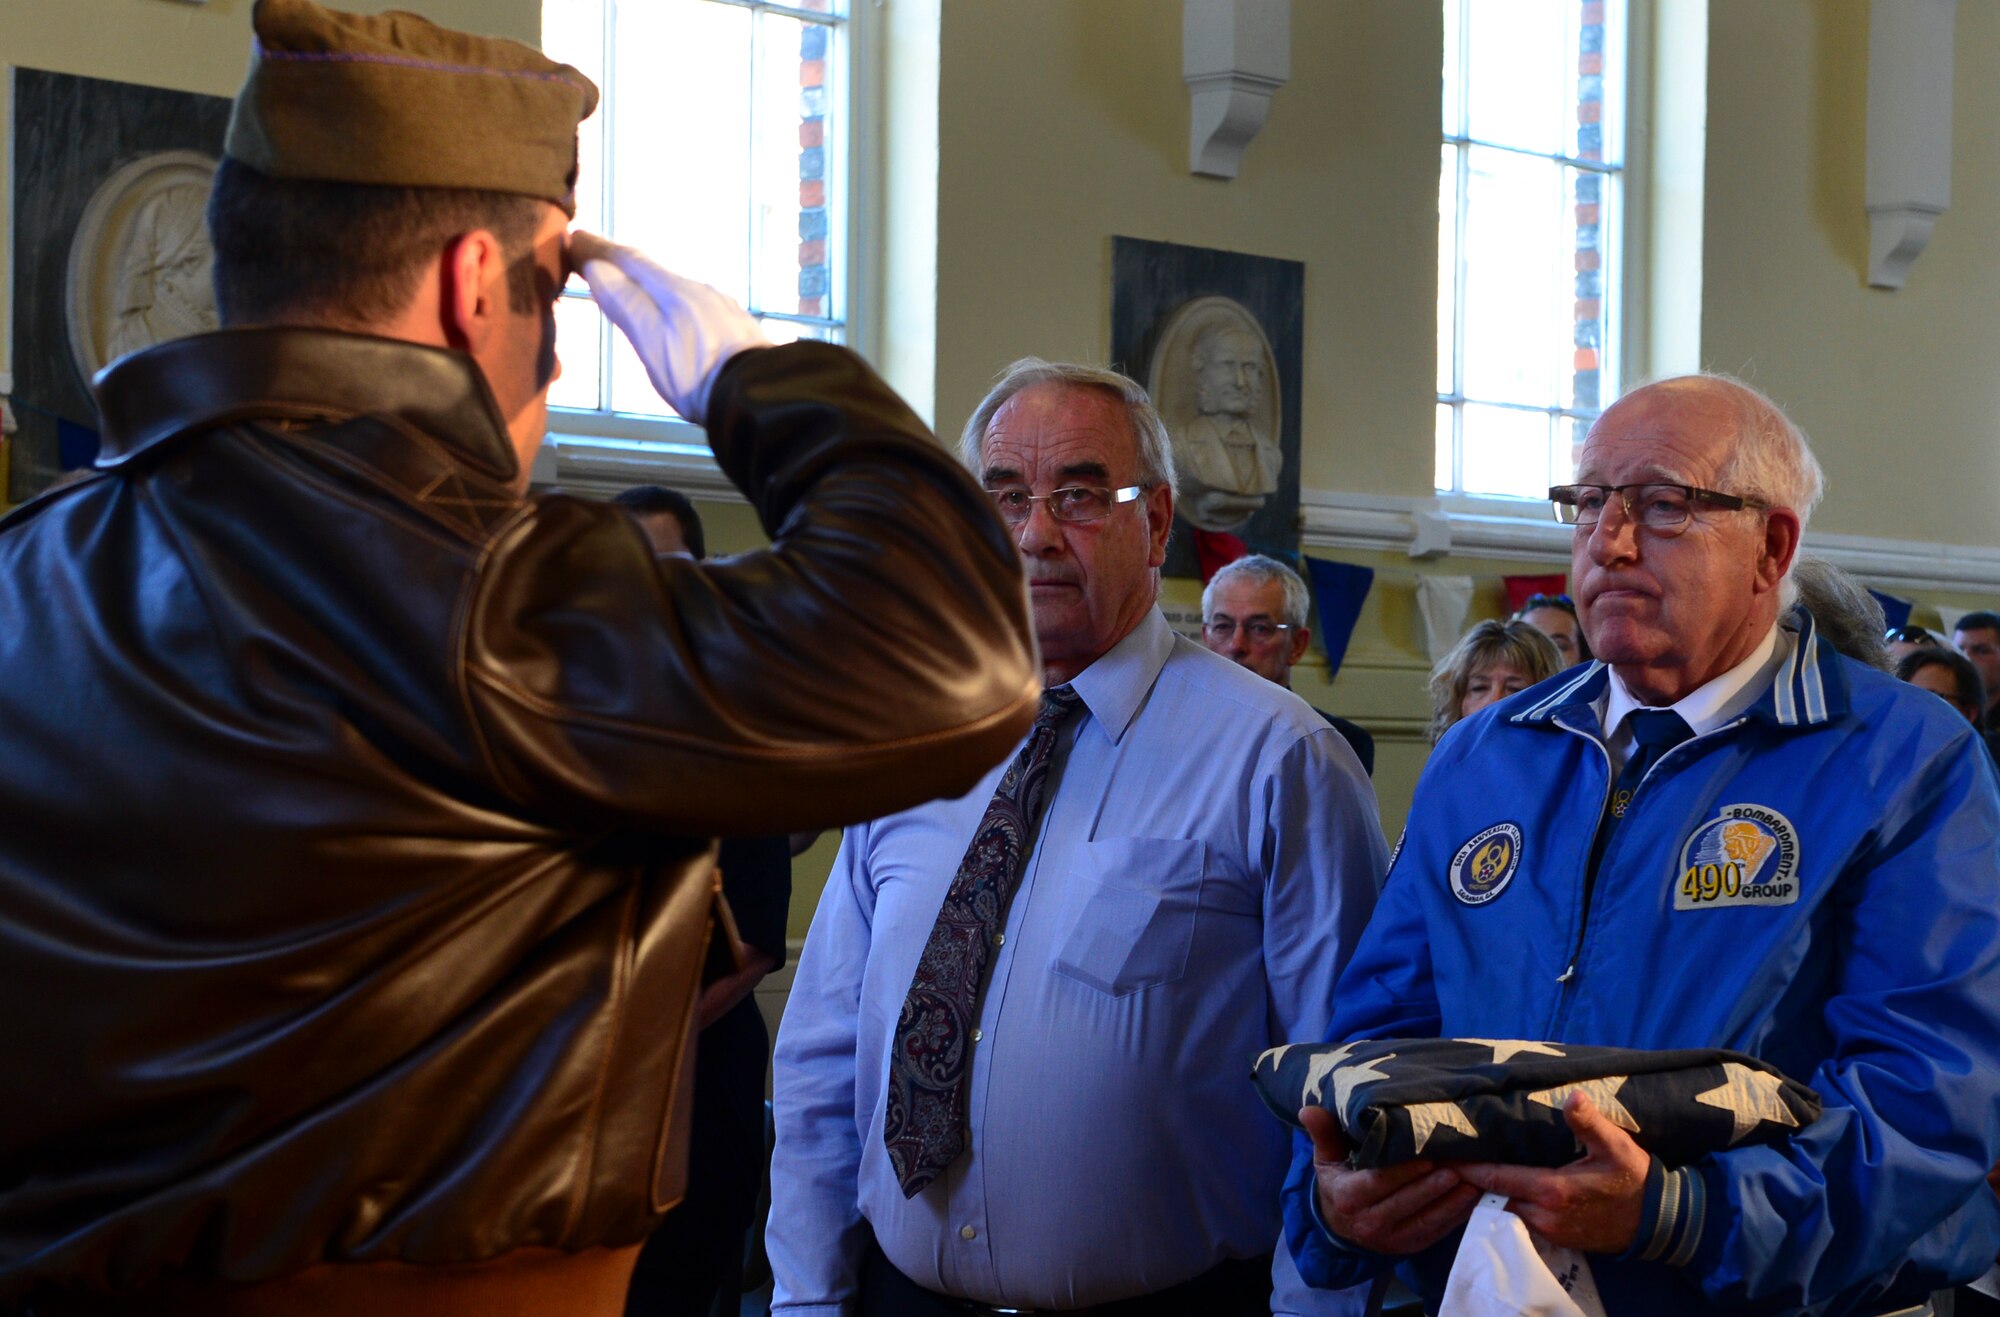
[1568,375,1811,705]
[1602,376,1824,531]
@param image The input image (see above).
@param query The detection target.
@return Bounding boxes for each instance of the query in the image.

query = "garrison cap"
[225,0,600,214]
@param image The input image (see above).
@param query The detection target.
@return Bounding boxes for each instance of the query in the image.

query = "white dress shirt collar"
[1066,607,1174,745]
[1599,623,1785,755]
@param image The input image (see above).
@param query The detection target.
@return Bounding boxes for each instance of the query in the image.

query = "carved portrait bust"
[1146,296,1281,532]
[66,151,222,387]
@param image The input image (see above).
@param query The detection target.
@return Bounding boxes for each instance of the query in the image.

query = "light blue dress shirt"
[768,609,1386,1315]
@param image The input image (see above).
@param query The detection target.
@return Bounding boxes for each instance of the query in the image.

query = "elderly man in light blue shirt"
[768,358,1386,1317]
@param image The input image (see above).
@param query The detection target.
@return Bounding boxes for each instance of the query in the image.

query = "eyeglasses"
[1885,626,1938,645]
[1549,483,1768,534]
[986,484,1143,526]
[1202,619,1296,644]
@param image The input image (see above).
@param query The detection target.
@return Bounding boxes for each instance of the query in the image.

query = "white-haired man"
[1202,554,1374,775]
[1286,375,2000,1312]
[771,359,1386,1315]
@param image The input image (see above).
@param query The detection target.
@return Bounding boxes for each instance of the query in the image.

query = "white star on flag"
[1330,1053,1397,1115]
[1694,1061,1800,1144]
[1459,1039,1567,1065]
[1300,1042,1362,1103]
[1255,1044,1296,1077]
[1406,1099,1479,1154]
[1526,1075,1641,1133]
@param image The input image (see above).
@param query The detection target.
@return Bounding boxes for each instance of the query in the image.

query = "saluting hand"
[570,231,770,425]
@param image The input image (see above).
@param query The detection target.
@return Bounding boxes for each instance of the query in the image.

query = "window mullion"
[541,0,851,454]
[1452,140,1470,493]
[1449,0,1471,494]
[744,13,761,315]
[597,0,619,411]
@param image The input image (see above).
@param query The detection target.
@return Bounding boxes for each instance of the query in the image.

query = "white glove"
[570,230,769,426]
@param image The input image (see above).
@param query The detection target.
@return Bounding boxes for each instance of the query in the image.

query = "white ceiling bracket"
[1866,0,1956,289]
[1183,0,1290,180]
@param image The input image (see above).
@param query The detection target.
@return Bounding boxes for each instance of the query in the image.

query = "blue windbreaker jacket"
[1284,610,2000,1315]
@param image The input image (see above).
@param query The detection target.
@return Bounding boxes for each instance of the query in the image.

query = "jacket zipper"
[1545,716,1746,1035]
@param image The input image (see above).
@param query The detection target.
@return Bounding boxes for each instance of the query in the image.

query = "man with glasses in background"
[769,359,1386,1316]
[1285,375,2000,1314]
[1202,553,1374,775]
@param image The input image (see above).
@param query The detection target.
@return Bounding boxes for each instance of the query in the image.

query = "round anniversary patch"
[1449,822,1522,906]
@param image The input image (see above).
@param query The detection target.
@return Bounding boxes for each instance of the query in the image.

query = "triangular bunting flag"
[1416,576,1476,663]
[1305,557,1375,680]
[1192,529,1248,583]
[1504,573,1568,616]
[1869,590,1912,632]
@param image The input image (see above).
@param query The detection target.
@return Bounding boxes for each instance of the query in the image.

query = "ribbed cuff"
[1627,1157,1706,1267]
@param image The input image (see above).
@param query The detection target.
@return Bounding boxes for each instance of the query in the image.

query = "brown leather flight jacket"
[0,331,1038,1302]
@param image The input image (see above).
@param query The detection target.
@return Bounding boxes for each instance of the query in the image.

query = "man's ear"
[1757,507,1803,595]
[438,229,505,353]
[1145,482,1174,569]
[1287,626,1312,667]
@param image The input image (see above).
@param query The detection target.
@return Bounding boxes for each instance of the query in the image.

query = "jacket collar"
[1510,604,1846,733]
[92,328,520,484]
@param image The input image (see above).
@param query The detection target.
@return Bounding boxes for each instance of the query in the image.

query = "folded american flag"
[1253,1036,1820,1168]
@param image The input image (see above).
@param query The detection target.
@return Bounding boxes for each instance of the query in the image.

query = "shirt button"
[960,1225,977,1241]
[971,1028,983,1042]
[994,933,1005,946]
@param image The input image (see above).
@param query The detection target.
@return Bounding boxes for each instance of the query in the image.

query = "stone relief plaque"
[7,68,230,501]
[1146,295,1281,533]
[1110,236,1304,578]
[65,150,221,385]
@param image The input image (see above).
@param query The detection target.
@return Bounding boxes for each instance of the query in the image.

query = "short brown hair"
[207,158,546,328]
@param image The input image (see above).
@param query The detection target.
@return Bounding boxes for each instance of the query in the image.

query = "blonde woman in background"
[1426,619,1563,743]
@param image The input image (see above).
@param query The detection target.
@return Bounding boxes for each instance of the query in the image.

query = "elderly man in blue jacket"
[1285,374,2000,1314]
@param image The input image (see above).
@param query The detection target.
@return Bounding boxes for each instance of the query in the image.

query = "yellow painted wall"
[17,0,2000,933]
[0,0,536,93]
[930,0,1442,500]
[1701,0,2000,545]
[774,0,2000,927]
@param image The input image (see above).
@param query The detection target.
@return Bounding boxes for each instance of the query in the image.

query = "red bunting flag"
[1503,573,1569,616]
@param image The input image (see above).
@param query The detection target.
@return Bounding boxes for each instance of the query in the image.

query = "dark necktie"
[1587,707,1694,880]
[882,686,1083,1198]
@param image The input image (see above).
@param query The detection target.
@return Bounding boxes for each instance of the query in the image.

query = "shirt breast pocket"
[1050,837,1205,997]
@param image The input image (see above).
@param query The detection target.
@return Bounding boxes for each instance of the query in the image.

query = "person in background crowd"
[1897,646,1986,726]
[614,485,790,1317]
[768,359,1386,1317]
[1953,610,2000,738]
[1787,556,1891,671]
[1895,646,2000,771]
[1426,619,1561,744]
[1512,592,1590,666]
[1201,552,1375,775]
[1288,373,2000,1314]
[1886,623,1944,666]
